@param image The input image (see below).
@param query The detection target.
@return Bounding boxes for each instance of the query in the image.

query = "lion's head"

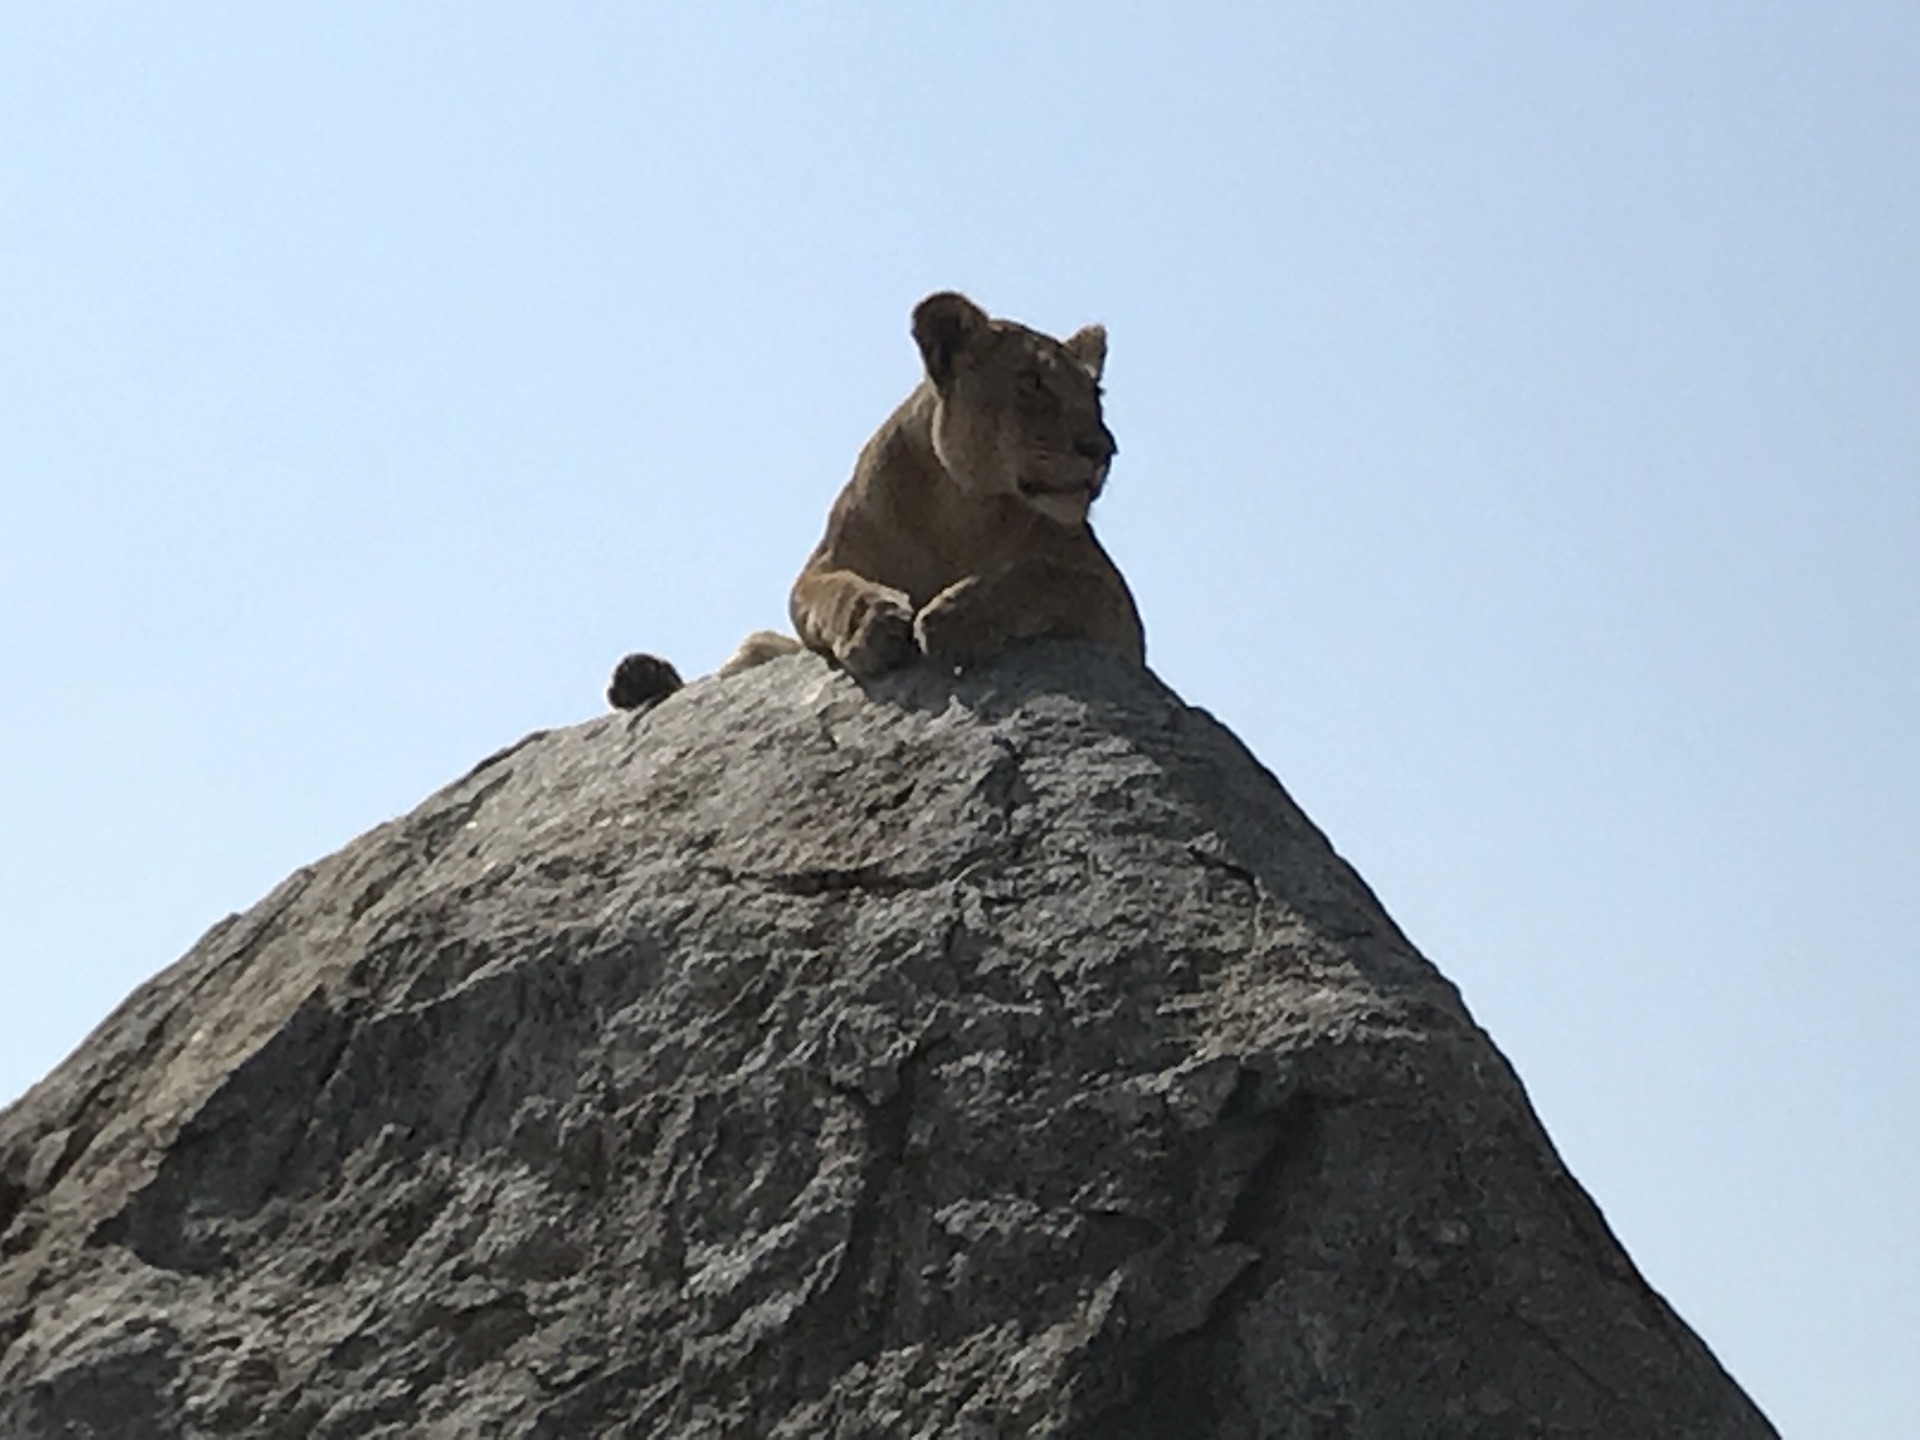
[910,291,1116,528]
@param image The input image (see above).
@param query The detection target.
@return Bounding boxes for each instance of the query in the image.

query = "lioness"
[607,291,1143,710]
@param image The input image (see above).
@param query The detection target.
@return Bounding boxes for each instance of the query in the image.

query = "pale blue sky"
[3,7,1915,1434]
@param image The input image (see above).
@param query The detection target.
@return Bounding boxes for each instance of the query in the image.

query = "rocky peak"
[0,645,1775,1437]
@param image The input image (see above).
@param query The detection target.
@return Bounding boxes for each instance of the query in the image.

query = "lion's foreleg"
[915,561,1143,669]
[790,566,918,678]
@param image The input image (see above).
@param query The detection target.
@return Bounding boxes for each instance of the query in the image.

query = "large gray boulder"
[0,646,1774,1437]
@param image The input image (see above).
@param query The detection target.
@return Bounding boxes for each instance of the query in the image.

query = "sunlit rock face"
[0,645,1775,1438]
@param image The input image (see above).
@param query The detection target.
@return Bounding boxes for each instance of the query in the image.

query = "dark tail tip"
[607,652,685,711]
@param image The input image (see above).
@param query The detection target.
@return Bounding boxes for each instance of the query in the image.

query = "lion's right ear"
[912,291,990,387]
[1063,324,1107,381]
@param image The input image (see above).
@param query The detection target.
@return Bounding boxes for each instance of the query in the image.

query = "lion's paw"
[837,589,918,679]
[913,583,1001,670]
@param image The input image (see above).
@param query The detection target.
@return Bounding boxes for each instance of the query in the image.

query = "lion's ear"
[1063,323,1107,381]
[912,291,990,387]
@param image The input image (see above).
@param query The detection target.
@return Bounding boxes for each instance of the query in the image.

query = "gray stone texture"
[0,645,1775,1437]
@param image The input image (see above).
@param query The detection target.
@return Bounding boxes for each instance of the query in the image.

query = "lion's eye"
[1016,371,1052,409]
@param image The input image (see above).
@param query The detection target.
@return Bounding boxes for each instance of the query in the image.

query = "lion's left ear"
[1063,323,1107,381]
[913,291,991,388]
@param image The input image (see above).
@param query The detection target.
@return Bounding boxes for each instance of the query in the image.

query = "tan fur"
[716,629,805,675]
[789,291,1144,677]
[606,292,1142,711]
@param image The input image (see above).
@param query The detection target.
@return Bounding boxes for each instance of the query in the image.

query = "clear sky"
[3,7,1914,1434]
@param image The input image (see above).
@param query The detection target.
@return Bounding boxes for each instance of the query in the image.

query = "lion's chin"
[1018,481,1096,528]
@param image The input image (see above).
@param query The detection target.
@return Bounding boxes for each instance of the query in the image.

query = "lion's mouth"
[1018,478,1098,501]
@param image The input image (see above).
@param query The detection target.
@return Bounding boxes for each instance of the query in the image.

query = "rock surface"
[0,645,1774,1437]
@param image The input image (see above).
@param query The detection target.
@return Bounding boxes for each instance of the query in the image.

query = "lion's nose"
[1074,430,1117,463]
